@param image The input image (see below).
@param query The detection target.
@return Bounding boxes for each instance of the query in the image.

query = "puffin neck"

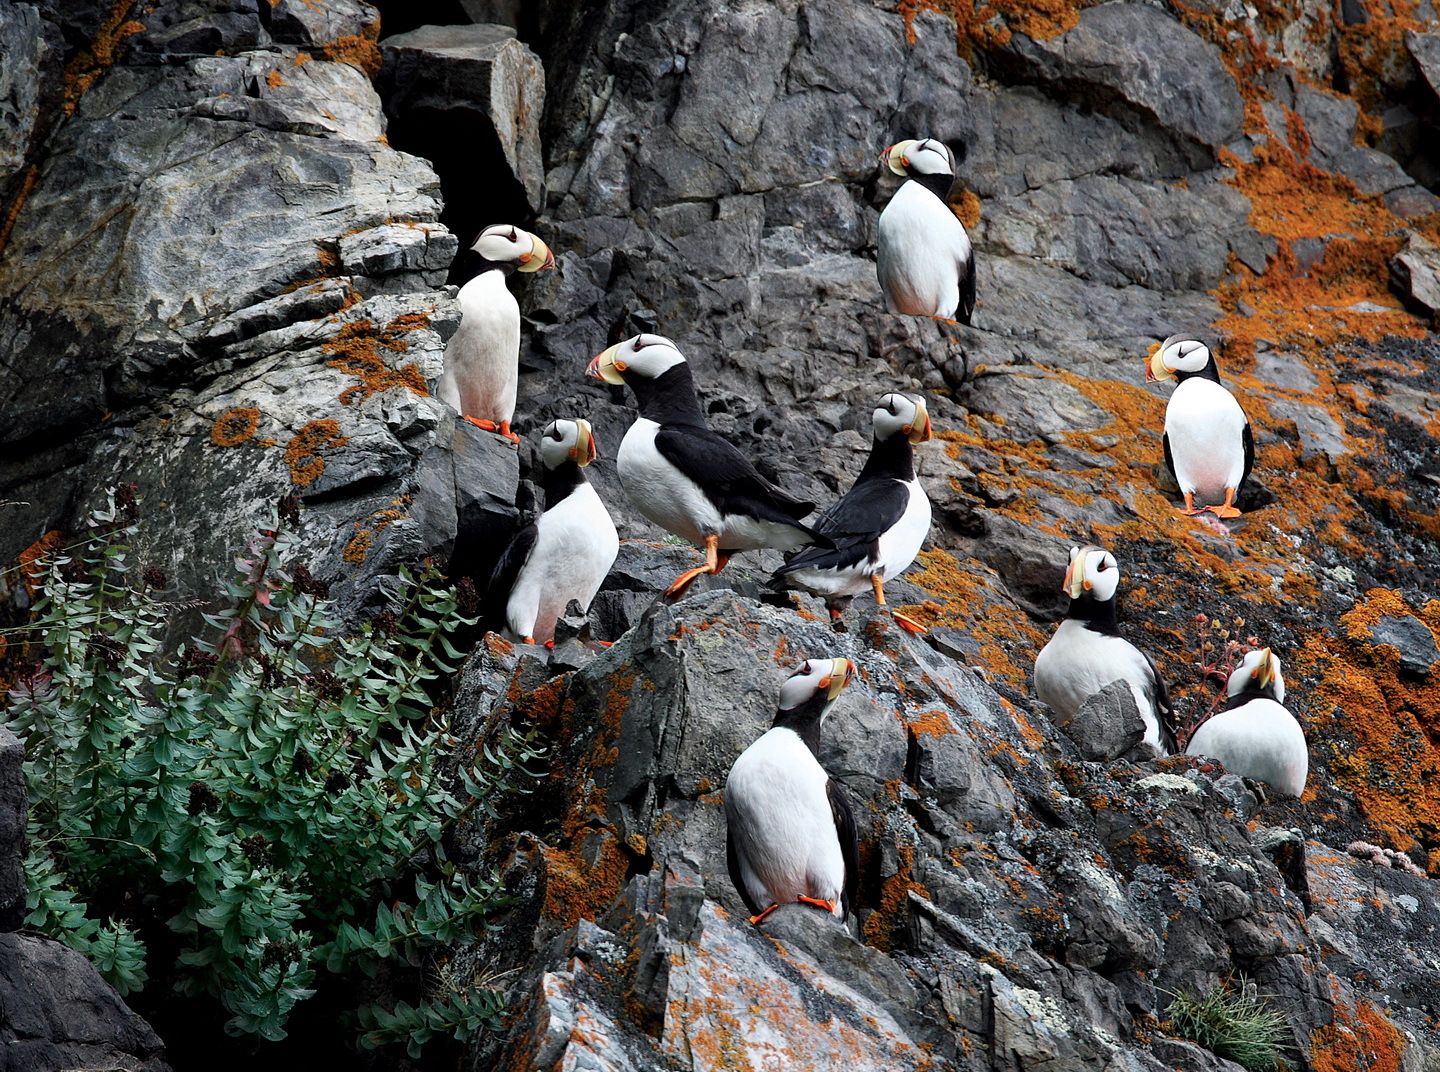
[857,432,916,483]
[1175,362,1223,385]
[469,257,519,280]
[771,695,828,755]
[1225,681,1282,710]
[541,460,586,505]
[909,172,956,202]
[1066,593,1121,636]
[628,362,707,426]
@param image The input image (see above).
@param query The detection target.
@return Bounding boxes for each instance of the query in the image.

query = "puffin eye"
[1095,561,1109,572]
[508,228,518,242]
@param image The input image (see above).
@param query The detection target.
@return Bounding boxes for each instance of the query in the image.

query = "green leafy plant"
[2,492,539,1046]
[1167,981,1292,1072]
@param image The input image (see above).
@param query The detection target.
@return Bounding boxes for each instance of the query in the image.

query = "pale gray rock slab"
[1267,397,1350,463]
[268,0,377,49]
[1391,231,1440,316]
[0,4,47,184]
[1407,30,1440,100]
[1056,679,1147,762]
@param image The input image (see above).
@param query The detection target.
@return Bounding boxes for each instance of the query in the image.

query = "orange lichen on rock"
[210,407,260,447]
[863,844,928,952]
[284,419,348,488]
[952,189,982,230]
[540,832,631,929]
[320,20,382,79]
[901,0,1093,54]
[342,529,373,563]
[265,68,286,88]
[323,319,430,406]
[17,531,63,596]
[1311,996,1407,1072]
[61,3,145,114]
[905,709,955,737]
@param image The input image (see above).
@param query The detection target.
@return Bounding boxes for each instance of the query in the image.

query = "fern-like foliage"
[2,493,539,1046]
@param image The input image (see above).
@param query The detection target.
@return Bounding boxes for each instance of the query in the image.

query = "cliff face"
[4,0,1440,1067]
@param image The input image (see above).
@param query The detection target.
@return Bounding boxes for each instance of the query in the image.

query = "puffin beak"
[883,140,916,176]
[516,233,555,273]
[1146,350,1174,384]
[569,419,597,466]
[587,344,627,385]
[822,658,856,700]
[1253,648,1275,688]
[904,398,933,444]
[1063,552,1088,599]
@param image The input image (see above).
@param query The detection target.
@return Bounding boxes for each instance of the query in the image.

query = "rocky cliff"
[3,0,1440,1068]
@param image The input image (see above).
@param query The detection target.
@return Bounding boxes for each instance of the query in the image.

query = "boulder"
[1406,31,1440,103]
[1057,679,1148,762]
[0,3,47,185]
[1364,615,1440,677]
[1390,232,1440,317]
[0,727,22,932]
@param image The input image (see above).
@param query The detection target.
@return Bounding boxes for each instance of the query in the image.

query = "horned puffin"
[1033,545,1176,755]
[877,138,975,324]
[484,418,618,645]
[1186,648,1307,797]
[1146,335,1253,518]
[587,333,831,601]
[438,224,555,444]
[725,657,859,924]
[772,393,933,633]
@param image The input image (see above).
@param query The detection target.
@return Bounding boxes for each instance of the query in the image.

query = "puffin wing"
[775,479,910,575]
[726,824,763,917]
[1241,420,1255,486]
[827,777,860,919]
[653,425,816,521]
[1162,432,1177,485]
[1142,649,1178,754]
[483,522,539,631]
[957,245,976,326]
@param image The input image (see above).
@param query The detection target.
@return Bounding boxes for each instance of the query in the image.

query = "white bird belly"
[725,728,844,915]
[877,183,970,319]
[439,273,520,422]
[1034,621,1165,751]
[1164,379,1247,504]
[505,485,619,644]
[1185,699,1308,796]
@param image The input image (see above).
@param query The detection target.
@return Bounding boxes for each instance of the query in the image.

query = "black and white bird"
[772,393,933,633]
[1033,545,1176,755]
[877,138,975,325]
[1186,648,1307,797]
[1146,335,1253,519]
[587,333,831,601]
[484,418,618,646]
[725,657,859,924]
[438,224,555,444]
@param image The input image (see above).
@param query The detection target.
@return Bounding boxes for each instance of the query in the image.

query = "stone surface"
[0,933,170,1072]
[0,727,22,932]
[1391,232,1440,316]
[1366,615,1440,676]
[1058,678,1147,761]
[1408,30,1440,102]
[0,3,47,185]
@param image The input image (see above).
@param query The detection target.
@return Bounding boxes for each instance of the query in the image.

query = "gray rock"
[1391,232,1440,317]
[0,3,46,185]
[1366,614,1440,676]
[1058,679,1147,762]
[1407,31,1440,101]
[0,933,170,1071]
[268,0,377,49]
[0,727,22,932]
[1253,350,1320,392]
[379,24,546,214]
[1268,398,1351,465]
[997,4,1244,156]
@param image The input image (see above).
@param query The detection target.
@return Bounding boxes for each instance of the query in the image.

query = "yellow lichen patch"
[952,189,982,230]
[210,407,260,447]
[320,20,382,79]
[265,68,286,89]
[1311,994,1408,1072]
[342,529,373,563]
[905,709,956,737]
[284,419,348,488]
[323,318,430,406]
[1294,590,1440,853]
[540,832,631,929]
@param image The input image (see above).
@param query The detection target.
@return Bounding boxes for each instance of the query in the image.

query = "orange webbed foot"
[462,416,521,444]
[796,896,837,914]
[521,636,536,645]
[1206,504,1242,519]
[749,904,780,925]
[892,611,927,634]
[663,566,708,603]
[1180,492,1205,516]
[544,639,556,650]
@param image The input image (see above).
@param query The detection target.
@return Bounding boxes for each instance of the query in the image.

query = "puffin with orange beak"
[1186,648,1307,797]
[484,418,617,646]
[1146,335,1254,519]
[725,658,860,924]
[438,224,555,444]
[587,333,831,601]
[876,137,975,324]
[1033,545,1176,755]
[772,393,934,632]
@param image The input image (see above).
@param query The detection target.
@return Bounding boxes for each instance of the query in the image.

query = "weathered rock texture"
[0,727,23,932]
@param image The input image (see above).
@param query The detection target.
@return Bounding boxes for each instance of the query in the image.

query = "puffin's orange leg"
[462,415,521,444]
[871,575,887,606]
[664,535,721,602]
[544,639,556,650]
[1180,492,1205,516]
[1206,487,1242,519]
[796,896,837,914]
[829,605,844,622]
[749,903,781,924]
[892,612,927,635]
[522,636,536,645]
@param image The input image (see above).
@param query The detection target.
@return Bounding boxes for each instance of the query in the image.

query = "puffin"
[484,418,618,645]
[438,224,555,444]
[1033,545,1176,755]
[1186,648,1307,797]
[877,138,975,324]
[587,333,831,601]
[1146,335,1253,519]
[725,657,859,924]
[772,393,933,633]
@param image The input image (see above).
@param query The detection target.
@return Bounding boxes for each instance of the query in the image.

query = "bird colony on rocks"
[5,0,1440,1068]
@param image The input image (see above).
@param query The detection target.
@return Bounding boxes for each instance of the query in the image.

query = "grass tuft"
[1167,983,1292,1072]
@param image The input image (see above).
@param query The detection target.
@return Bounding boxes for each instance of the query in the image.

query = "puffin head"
[1146,335,1212,384]
[587,333,687,386]
[777,657,856,720]
[538,418,598,470]
[471,224,555,273]
[1062,545,1120,603]
[1227,647,1285,704]
[874,393,932,445]
[880,138,956,179]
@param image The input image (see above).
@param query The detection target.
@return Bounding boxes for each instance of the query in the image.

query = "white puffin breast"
[1185,698,1308,797]
[616,418,721,545]
[725,727,845,915]
[504,483,619,645]
[438,271,521,422]
[1164,378,1247,504]
[877,182,971,319]
[1034,620,1167,753]
[786,478,932,599]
